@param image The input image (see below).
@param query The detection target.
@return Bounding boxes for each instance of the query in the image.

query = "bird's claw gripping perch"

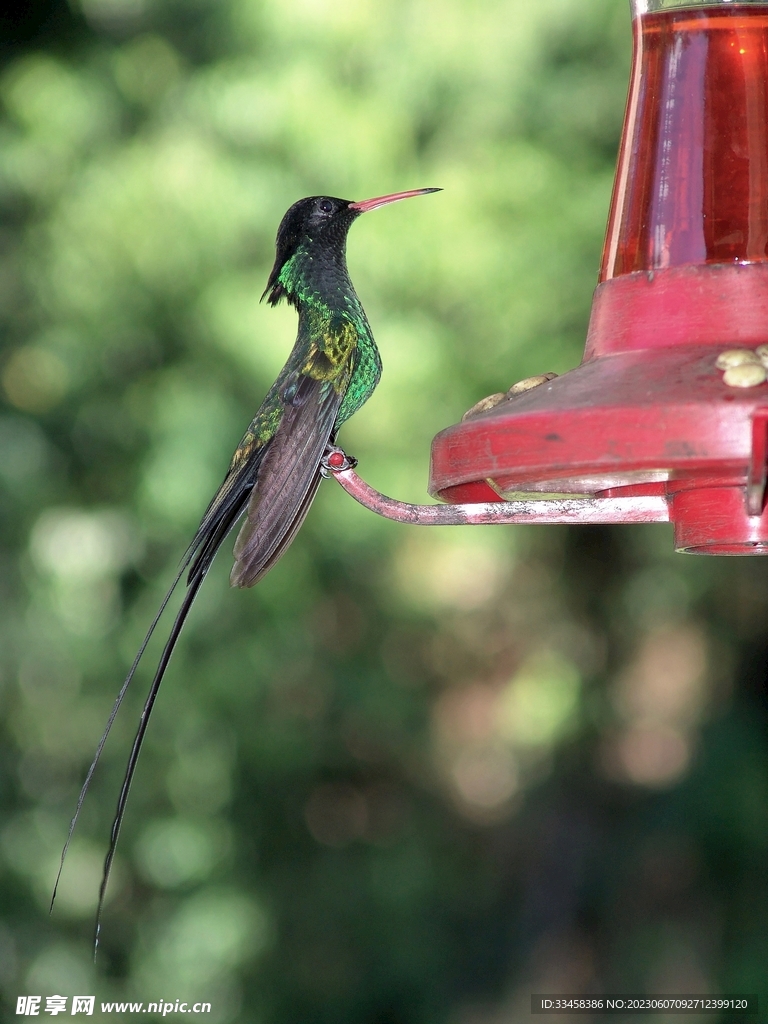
[321,445,358,476]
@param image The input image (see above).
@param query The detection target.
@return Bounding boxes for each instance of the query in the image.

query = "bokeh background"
[1,0,767,1021]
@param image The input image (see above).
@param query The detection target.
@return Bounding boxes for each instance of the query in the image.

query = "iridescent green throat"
[278,246,382,426]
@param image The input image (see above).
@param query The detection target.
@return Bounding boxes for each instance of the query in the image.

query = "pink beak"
[349,187,441,213]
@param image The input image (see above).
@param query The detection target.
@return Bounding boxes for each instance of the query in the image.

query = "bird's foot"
[321,445,358,476]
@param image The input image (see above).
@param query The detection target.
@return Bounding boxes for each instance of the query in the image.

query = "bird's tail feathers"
[93,569,206,956]
[50,557,189,916]
[53,455,259,940]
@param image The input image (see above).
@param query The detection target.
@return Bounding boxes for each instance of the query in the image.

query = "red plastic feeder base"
[429,265,768,554]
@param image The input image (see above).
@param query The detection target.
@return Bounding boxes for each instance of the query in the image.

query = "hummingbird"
[52,187,440,952]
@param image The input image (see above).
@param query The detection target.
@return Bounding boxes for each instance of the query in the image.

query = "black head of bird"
[263,189,440,307]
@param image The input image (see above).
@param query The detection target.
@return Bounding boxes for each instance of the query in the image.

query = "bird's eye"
[319,200,333,214]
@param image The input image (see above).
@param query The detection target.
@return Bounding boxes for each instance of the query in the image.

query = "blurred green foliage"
[1,0,767,1021]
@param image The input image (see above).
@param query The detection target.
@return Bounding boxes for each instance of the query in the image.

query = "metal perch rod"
[321,447,670,527]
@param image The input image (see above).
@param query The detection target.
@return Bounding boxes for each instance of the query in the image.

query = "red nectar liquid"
[601,5,768,281]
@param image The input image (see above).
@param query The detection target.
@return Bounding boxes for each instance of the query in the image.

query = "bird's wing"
[185,430,268,583]
[230,317,357,588]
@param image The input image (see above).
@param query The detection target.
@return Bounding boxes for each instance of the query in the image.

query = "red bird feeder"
[328,0,768,553]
